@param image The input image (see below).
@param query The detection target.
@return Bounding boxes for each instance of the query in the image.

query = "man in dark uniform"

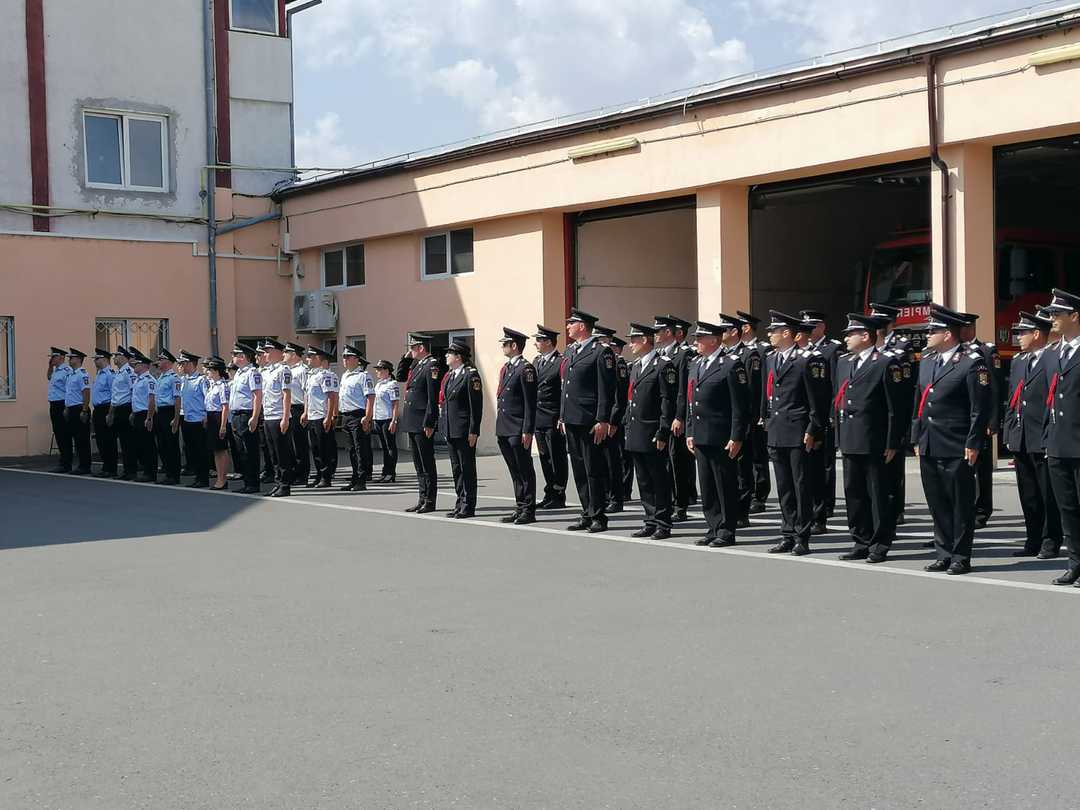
[496,327,538,524]
[737,310,772,512]
[624,322,677,539]
[1042,289,1080,585]
[833,314,906,562]
[593,325,629,513]
[911,305,993,575]
[532,325,568,509]
[400,333,441,513]
[1003,311,1061,559]
[654,315,697,521]
[955,312,1002,529]
[439,341,483,519]
[762,311,831,555]
[870,302,916,527]
[560,308,617,533]
[686,318,752,548]
[801,310,843,532]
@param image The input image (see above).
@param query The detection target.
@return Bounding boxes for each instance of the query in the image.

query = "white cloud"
[294,113,360,173]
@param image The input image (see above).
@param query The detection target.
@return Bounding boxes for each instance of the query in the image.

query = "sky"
[290,0,1045,171]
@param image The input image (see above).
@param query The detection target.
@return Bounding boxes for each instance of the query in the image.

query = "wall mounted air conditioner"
[293,290,338,333]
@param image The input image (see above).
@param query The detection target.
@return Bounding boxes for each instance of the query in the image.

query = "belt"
[157,405,175,411]
[341,409,363,416]
[233,409,253,415]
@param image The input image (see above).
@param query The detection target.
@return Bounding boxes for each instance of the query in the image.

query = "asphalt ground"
[2,453,1078,808]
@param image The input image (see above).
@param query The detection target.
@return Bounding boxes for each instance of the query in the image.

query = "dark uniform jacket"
[401,355,441,433]
[662,342,698,424]
[910,346,992,457]
[623,352,677,453]
[560,338,616,427]
[1003,350,1050,454]
[1044,342,1080,459]
[496,358,537,437]
[880,332,916,428]
[439,366,483,439]
[736,340,769,424]
[533,350,563,431]
[832,349,905,455]
[686,350,752,447]
[762,348,830,447]
[611,355,630,426]
[967,340,1003,431]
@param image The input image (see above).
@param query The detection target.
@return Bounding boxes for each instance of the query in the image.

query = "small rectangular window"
[345,335,367,360]
[322,244,364,288]
[83,111,168,192]
[421,228,474,279]
[231,0,278,33]
[450,229,474,275]
[0,317,14,400]
[85,115,123,186]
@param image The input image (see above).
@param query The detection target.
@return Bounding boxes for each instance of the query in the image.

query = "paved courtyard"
[1,452,1078,809]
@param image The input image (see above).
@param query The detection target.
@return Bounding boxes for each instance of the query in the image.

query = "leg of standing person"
[49,401,73,472]
[66,406,92,473]
[114,404,136,478]
[446,437,467,515]
[565,424,607,529]
[408,431,437,509]
[974,434,993,525]
[358,421,373,487]
[769,446,797,550]
[841,454,873,555]
[1034,453,1062,558]
[290,404,309,485]
[751,424,770,509]
[341,413,362,489]
[92,405,117,476]
[1014,451,1047,554]
[790,446,814,549]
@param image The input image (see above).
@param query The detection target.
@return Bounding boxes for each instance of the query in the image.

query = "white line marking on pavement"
[2,467,1070,596]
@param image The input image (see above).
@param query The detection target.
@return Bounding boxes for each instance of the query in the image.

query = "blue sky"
[290,0,1037,170]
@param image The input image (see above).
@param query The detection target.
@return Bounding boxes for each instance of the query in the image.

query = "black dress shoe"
[974,516,989,529]
[672,508,688,523]
[49,466,71,474]
[566,519,591,531]
[651,528,671,540]
[867,553,888,564]
[768,540,795,554]
[539,497,566,510]
[1011,548,1038,557]
[1037,549,1060,560]
[340,483,357,491]
[239,486,261,494]
[811,522,828,535]
[93,471,112,479]
[455,511,475,519]
[925,559,951,572]
[607,502,624,514]
[269,487,291,498]
[840,548,869,561]
[695,538,713,546]
[1052,567,1080,586]
[946,560,971,575]
[445,510,460,518]
[500,513,520,524]
[709,538,736,548]
[587,521,608,533]
[404,504,421,513]
[416,504,436,514]
[790,543,810,556]
[380,474,396,483]
[186,480,208,489]
[260,473,275,483]
[71,468,91,476]
[136,475,155,483]
[749,501,766,514]
[736,518,750,529]
[514,513,537,525]
[631,527,653,538]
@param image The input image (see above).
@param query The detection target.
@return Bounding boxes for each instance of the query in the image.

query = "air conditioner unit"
[293,290,338,333]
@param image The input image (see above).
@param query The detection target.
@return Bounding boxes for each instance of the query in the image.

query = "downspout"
[203,0,220,356]
[926,55,950,307]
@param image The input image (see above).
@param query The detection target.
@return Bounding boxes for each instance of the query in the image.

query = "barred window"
[0,317,14,399]
[95,318,169,360]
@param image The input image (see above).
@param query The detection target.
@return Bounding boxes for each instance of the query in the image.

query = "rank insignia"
[903,366,911,379]
[605,356,614,369]
[811,365,822,379]
[525,368,535,382]
[665,368,677,385]
[737,370,747,384]
[993,356,1001,369]
[472,379,482,391]
[978,370,989,386]
[431,368,439,380]
[892,367,902,383]
[751,356,761,371]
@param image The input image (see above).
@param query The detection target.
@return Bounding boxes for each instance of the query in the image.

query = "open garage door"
[749,161,930,339]
[572,196,697,329]
[994,135,1080,357]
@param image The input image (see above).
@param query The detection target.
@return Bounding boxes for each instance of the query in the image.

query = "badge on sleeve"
[283,368,292,384]
[605,355,614,369]
[431,368,439,380]
[251,371,262,386]
[902,365,911,379]
[524,367,535,383]
[751,355,761,371]
[618,366,628,379]
[978,369,989,386]
[811,364,823,379]
[148,380,156,394]
[993,354,1001,369]
[891,366,902,383]
[665,367,677,385]
[472,377,482,392]
[737,369,747,385]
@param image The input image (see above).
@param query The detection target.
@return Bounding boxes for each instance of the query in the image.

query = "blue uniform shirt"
[304,368,338,419]
[228,365,262,411]
[339,368,375,413]
[132,372,155,412]
[63,367,90,407]
[111,363,136,406]
[91,367,114,407]
[205,379,229,413]
[156,370,181,409]
[48,364,72,402]
[180,373,209,422]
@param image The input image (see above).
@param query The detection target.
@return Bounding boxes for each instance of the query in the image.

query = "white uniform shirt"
[287,363,308,407]
[228,365,263,411]
[261,363,293,419]
[63,367,90,407]
[48,364,72,402]
[339,367,375,413]
[305,368,338,419]
[204,379,229,413]
[111,362,136,406]
[373,378,399,420]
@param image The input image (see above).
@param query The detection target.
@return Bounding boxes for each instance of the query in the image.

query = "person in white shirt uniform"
[107,346,139,480]
[302,346,339,488]
[227,342,264,494]
[90,348,116,478]
[284,342,311,485]
[371,360,400,482]
[338,345,376,492]
[202,356,232,490]
[259,339,295,497]
[63,348,92,475]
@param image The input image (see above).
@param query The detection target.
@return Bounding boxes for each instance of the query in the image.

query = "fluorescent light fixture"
[1028,43,1080,67]
[567,136,640,161]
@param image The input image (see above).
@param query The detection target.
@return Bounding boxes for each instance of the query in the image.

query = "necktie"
[1064,346,1074,365]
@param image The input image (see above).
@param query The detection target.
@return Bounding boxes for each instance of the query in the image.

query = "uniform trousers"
[1014,451,1061,555]
[131,410,157,480]
[65,405,92,472]
[974,434,994,521]
[749,424,771,504]
[535,426,568,499]
[603,428,626,507]
[446,437,477,513]
[735,442,755,521]
[111,403,137,477]
[181,420,209,485]
[921,455,977,562]
[341,411,373,485]
[153,407,181,481]
[807,428,835,525]
[231,410,260,487]
[884,449,907,523]
[565,423,609,523]
[307,419,338,485]
[1047,456,1080,569]
[770,445,814,543]
[50,400,72,470]
[408,431,437,506]
[92,405,118,475]
[498,435,536,514]
[374,419,398,478]
[842,453,894,555]
[695,444,739,542]
[669,430,696,508]
[289,404,310,484]
[631,447,672,530]
[622,448,634,501]
[258,416,273,480]
[263,417,295,487]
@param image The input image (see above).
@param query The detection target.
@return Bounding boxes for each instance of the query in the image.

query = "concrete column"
[540,211,569,347]
[931,143,995,341]
[696,184,750,319]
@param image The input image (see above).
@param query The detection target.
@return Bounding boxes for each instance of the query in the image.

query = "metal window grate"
[0,317,14,399]
[95,318,169,360]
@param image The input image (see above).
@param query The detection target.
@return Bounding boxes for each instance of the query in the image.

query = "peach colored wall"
[696,185,750,318]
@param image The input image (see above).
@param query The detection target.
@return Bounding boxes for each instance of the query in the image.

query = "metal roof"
[275,1,1080,200]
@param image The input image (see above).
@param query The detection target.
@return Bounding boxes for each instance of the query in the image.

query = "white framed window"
[421,228,474,280]
[83,110,168,192]
[344,335,367,359]
[95,318,170,360]
[0,317,14,400]
[322,244,365,288]
[230,0,278,34]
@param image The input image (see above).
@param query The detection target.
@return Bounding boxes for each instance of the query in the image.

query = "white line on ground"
[2,466,1069,597]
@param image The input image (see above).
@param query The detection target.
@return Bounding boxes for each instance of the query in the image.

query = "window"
[231,0,278,33]
[867,245,932,306]
[96,319,169,360]
[0,317,14,399]
[421,228,474,279]
[997,244,1055,301]
[83,111,168,192]
[322,244,365,288]
[345,335,367,359]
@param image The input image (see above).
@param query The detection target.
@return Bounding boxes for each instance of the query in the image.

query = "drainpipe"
[926,55,950,307]
[203,0,220,356]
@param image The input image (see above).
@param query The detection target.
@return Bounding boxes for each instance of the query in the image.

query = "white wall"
[0,2,33,232]
[229,31,293,195]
